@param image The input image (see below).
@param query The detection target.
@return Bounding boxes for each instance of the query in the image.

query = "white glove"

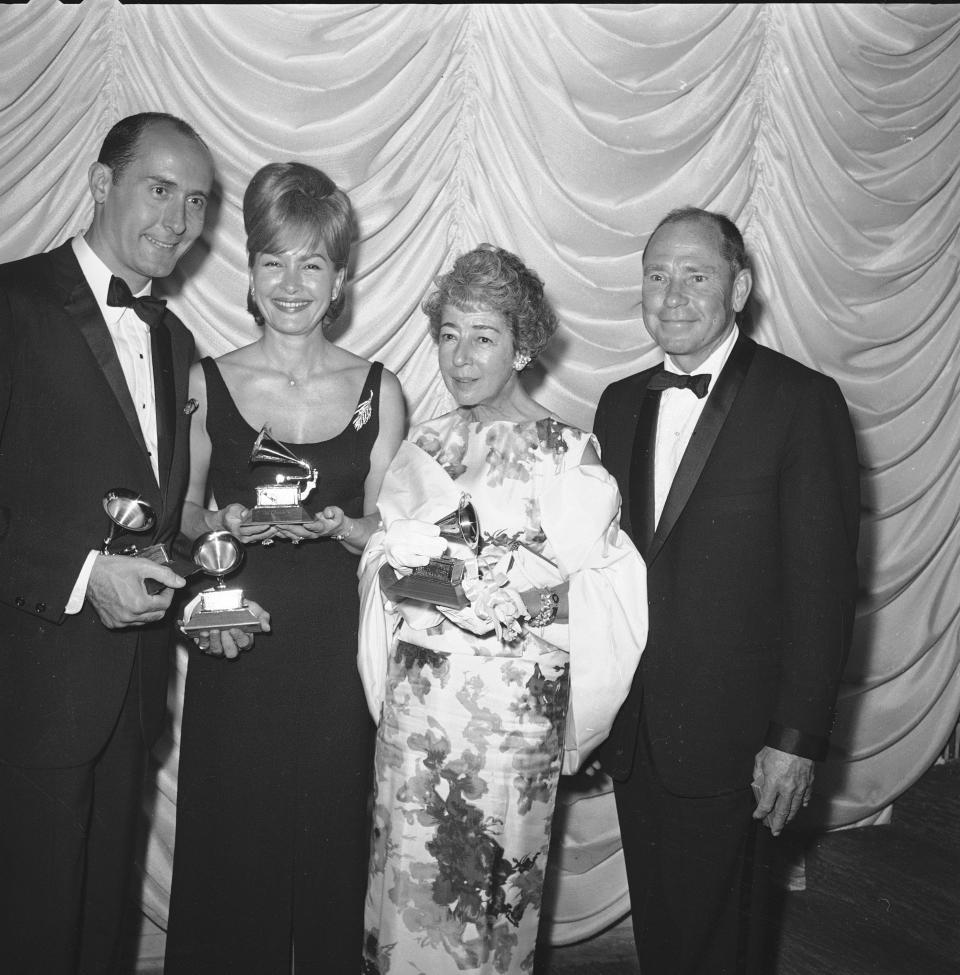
[475,585,527,642]
[382,518,447,572]
[440,585,526,642]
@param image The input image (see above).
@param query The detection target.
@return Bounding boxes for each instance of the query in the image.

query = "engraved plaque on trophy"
[379,495,480,609]
[100,487,198,594]
[179,530,265,633]
[248,426,319,525]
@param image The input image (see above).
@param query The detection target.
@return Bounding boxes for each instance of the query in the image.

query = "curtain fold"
[3,0,959,946]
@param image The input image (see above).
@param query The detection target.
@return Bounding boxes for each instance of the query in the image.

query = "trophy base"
[248,505,314,525]
[180,608,264,633]
[180,587,265,633]
[378,560,470,610]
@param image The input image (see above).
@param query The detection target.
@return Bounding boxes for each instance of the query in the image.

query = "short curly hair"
[243,162,354,325]
[421,244,558,365]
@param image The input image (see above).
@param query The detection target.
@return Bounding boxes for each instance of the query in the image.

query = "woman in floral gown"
[358,245,647,974]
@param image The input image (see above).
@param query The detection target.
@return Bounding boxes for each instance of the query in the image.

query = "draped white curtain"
[3,0,960,947]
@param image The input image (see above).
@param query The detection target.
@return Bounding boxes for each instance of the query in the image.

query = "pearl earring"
[513,352,531,371]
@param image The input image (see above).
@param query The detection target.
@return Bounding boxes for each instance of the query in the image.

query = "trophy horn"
[250,426,310,474]
[101,488,156,553]
[435,496,480,552]
[191,530,246,588]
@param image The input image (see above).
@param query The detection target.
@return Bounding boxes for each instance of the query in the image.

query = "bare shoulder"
[379,365,403,398]
[216,340,261,371]
[332,346,383,378]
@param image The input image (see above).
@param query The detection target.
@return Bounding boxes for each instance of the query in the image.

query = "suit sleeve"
[0,277,103,622]
[766,374,860,760]
[0,270,121,623]
[592,383,612,458]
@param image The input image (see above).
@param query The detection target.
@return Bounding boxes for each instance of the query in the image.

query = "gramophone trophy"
[100,488,198,595]
[379,495,480,609]
[248,426,319,525]
[179,530,265,633]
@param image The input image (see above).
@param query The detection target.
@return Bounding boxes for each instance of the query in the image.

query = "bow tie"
[647,369,711,399]
[106,275,167,329]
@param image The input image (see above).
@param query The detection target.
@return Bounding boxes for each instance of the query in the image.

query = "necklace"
[261,344,317,389]
[265,361,306,387]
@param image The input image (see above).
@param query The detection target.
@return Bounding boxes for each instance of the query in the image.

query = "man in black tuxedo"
[593,207,860,974]
[0,113,215,973]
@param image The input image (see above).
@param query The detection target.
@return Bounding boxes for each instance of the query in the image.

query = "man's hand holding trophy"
[88,487,195,629]
[93,486,269,653]
[100,488,199,593]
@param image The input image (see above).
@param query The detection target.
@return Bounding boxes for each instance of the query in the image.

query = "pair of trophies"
[100,486,263,633]
[240,426,484,612]
[100,428,321,634]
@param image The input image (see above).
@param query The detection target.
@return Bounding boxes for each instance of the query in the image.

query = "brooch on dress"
[352,390,373,430]
[182,398,199,416]
[542,418,568,472]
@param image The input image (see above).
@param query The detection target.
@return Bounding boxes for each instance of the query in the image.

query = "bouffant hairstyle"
[243,162,354,325]
[644,206,749,275]
[421,244,558,366]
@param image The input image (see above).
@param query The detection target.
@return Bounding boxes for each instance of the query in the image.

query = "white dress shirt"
[653,325,739,528]
[66,235,160,613]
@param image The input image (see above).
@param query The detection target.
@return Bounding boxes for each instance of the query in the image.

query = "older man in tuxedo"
[0,113,217,973]
[593,207,860,974]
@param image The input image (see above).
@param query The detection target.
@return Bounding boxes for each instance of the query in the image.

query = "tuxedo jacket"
[593,335,860,797]
[0,241,195,768]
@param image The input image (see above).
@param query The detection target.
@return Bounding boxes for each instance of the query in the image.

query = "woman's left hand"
[473,585,527,642]
[273,505,351,543]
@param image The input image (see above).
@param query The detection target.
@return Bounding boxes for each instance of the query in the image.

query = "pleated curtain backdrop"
[2,0,959,946]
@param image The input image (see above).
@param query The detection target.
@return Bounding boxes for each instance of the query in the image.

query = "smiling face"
[249,240,345,336]
[641,218,752,372]
[437,304,520,412]
[85,121,213,292]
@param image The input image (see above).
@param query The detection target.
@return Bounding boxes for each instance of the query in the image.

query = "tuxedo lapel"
[151,321,175,501]
[646,336,756,565]
[629,385,661,559]
[54,245,158,492]
[158,310,193,511]
[65,284,151,463]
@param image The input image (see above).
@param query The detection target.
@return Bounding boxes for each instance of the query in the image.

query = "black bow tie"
[647,369,711,399]
[106,275,167,329]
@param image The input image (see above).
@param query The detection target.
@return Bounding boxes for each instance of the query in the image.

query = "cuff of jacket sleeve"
[65,549,100,615]
[765,722,829,762]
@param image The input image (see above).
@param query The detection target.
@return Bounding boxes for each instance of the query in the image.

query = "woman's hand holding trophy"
[178,530,271,659]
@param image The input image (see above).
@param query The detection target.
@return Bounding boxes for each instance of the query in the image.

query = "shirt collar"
[72,235,152,327]
[663,324,739,395]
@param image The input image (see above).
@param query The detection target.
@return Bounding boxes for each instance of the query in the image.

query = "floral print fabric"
[362,413,589,974]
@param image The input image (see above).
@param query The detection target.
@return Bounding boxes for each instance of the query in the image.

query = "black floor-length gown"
[164,358,382,974]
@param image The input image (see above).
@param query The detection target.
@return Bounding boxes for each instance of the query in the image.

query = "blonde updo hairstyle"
[243,162,354,326]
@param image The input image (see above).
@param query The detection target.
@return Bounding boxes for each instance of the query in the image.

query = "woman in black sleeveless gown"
[164,163,404,973]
